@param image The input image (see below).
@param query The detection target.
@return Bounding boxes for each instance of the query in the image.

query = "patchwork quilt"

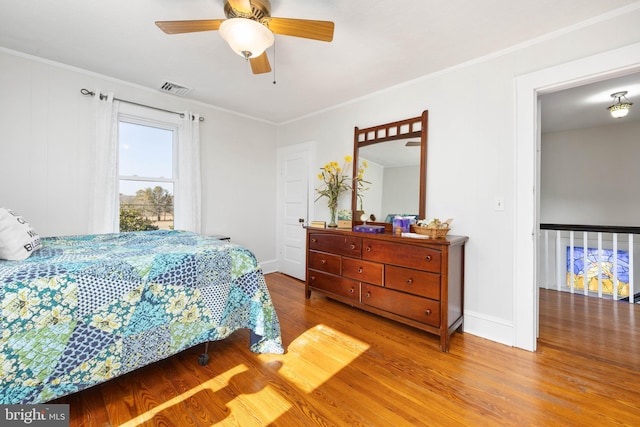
[0,230,284,404]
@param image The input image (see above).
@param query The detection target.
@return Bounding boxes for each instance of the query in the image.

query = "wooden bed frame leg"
[198,342,210,366]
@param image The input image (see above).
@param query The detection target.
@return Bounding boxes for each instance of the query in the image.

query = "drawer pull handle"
[365,292,371,298]
[425,255,432,261]
[350,288,355,294]
[321,259,326,264]
[366,246,372,252]
[350,244,356,250]
[310,276,316,281]
[311,238,317,243]
[357,267,363,273]
[425,309,432,315]
[406,278,413,285]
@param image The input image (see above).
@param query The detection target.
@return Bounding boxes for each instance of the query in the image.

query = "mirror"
[351,111,428,228]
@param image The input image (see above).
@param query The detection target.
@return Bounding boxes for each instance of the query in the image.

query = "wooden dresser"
[305,228,468,351]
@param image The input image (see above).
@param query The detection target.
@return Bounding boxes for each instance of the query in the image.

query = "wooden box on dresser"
[305,227,468,351]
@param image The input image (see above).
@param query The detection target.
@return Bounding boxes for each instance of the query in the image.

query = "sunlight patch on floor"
[118,365,251,426]
[221,383,292,426]
[259,324,370,393]
[119,324,369,426]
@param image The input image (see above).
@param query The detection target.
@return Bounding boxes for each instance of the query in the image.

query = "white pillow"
[0,208,42,260]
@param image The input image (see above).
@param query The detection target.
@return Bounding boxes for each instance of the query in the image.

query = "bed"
[0,229,284,404]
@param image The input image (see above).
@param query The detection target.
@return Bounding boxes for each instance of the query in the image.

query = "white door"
[277,142,315,280]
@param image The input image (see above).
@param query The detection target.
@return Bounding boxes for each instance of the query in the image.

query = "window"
[118,118,177,232]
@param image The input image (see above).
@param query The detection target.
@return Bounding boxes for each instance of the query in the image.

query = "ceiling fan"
[155,0,334,74]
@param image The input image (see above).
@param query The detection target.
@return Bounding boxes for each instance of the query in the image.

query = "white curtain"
[88,91,120,234]
[174,112,202,233]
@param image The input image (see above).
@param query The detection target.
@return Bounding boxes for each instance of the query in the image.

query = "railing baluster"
[613,233,619,301]
[597,233,603,299]
[569,231,575,293]
[629,234,634,303]
[544,230,550,289]
[583,231,589,297]
[556,230,562,291]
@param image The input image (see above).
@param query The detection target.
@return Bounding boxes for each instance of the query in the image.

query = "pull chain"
[272,37,277,85]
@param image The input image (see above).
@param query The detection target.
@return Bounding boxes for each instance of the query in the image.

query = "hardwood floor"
[56,273,640,426]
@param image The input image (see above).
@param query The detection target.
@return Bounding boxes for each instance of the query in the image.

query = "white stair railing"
[539,224,638,303]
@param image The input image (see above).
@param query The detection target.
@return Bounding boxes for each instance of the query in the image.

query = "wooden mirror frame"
[351,110,428,230]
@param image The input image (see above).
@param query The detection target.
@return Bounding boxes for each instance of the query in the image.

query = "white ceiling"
[540,71,640,133]
[1,0,639,124]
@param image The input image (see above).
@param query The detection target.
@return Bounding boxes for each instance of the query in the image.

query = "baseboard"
[259,259,278,274]
[462,309,515,348]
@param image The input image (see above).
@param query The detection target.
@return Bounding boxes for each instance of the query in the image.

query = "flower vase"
[328,205,338,228]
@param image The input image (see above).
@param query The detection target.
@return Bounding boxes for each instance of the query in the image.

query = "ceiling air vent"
[159,81,191,96]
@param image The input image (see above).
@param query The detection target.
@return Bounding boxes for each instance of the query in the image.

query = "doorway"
[514,41,640,351]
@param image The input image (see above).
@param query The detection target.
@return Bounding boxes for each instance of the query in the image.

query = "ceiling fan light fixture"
[607,91,633,119]
[219,18,274,59]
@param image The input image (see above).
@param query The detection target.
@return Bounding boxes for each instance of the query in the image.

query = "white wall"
[0,49,279,267]
[541,120,640,226]
[278,7,640,346]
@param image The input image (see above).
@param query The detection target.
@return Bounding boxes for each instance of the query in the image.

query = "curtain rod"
[80,88,204,122]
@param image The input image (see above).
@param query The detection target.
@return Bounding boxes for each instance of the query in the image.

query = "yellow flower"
[315,155,355,209]
[355,160,370,210]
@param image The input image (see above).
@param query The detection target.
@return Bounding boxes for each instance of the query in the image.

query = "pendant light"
[607,91,633,119]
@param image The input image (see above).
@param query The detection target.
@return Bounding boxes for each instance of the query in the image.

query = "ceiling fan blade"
[266,17,334,42]
[250,52,271,74]
[228,0,252,15]
[155,19,225,34]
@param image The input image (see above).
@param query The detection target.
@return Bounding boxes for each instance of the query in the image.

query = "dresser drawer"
[362,284,440,327]
[309,233,362,258]
[385,265,440,300]
[308,270,359,301]
[362,239,441,273]
[342,257,384,285]
[308,250,342,275]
